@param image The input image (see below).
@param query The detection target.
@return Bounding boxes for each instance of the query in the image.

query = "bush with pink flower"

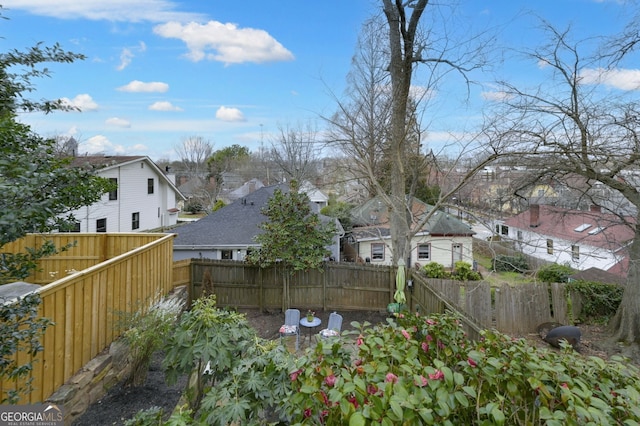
[281,312,640,425]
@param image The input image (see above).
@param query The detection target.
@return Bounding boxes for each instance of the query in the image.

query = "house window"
[96,218,107,233]
[517,231,522,242]
[501,225,509,236]
[108,178,118,200]
[221,249,233,260]
[417,244,430,260]
[147,178,154,194]
[572,245,580,261]
[371,244,384,261]
[132,212,140,230]
[547,239,554,255]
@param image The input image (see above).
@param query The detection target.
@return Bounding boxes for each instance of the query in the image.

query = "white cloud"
[153,21,294,64]
[81,135,125,154]
[579,68,640,90]
[117,41,146,71]
[59,94,99,111]
[117,80,169,93]
[149,101,183,111]
[481,91,513,101]
[215,106,245,122]
[105,117,131,128]
[2,0,204,23]
[79,135,147,155]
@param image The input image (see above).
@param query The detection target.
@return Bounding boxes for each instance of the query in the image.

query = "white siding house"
[503,204,631,277]
[349,197,475,267]
[68,156,186,232]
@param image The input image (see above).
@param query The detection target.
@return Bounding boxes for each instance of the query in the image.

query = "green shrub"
[493,254,528,273]
[281,312,640,424]
[184,200,203,214]
[538,263,574,283]
[422,262,448,278]
[452,261,482,281]
[211,199,226,212]
[162,295,294,424]
[566,280,624,323]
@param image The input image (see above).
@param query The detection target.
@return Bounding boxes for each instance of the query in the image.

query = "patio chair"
[279,309,300,350]
[318,312,343,339]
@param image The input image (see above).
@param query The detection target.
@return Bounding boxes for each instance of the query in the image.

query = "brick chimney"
[529,204,540,228]
[590,205,601,213]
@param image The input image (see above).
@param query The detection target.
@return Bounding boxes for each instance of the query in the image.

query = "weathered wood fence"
[189,259,395,311]
[189,260,574,339]
[0,233,176,404]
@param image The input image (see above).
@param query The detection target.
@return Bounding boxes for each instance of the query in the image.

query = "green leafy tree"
[0,26,114,282]
[0,8,115,403]
[206,144,250,198]
[246,180,336,310]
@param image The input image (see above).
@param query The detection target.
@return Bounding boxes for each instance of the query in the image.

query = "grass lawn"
[474,253,536,286]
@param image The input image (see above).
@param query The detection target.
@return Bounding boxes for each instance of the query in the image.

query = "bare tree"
[174,136,214,179]
[329,1,498,266]
[487,22,640,347]
[268,121,321,183]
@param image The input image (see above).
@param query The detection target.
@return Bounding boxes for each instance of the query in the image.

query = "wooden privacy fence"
[186,259,573,338]
[190,259,395,312]
[413,275,570,336]
[1,233,173,285]
[0,233,176,404]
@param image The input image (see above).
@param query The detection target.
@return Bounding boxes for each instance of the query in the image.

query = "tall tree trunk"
[609,216,640,346]
[382,0,428,266]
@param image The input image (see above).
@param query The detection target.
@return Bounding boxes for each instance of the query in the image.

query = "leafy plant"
[451,261,481,281]
[0,293,53,404]
[566,280,624,323]
[537,263,574,283]
[117,305,175,387]
[422,262,448,278]
[124,406,163,426]
[245,180,336,310]
[281,312,640,424]
[162,295,295,424]
[493,254,529,273]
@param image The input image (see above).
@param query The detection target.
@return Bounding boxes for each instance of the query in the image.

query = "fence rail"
[1,233,176,404]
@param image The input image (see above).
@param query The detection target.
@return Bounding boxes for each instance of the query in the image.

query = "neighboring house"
[300,180,329,210]
[503,204,633,277]
[171,184,344,261]
[347,197,475,267]
[220,178,265,204]
[67,156,186,232]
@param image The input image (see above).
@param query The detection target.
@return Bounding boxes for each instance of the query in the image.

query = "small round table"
[299,317,321,347]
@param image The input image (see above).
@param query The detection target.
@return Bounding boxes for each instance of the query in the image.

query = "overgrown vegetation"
[567,280,624,323]
[537,263,574,283]
[0,293,52,404]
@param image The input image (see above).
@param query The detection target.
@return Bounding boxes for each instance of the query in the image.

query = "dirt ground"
[72,309,634,425]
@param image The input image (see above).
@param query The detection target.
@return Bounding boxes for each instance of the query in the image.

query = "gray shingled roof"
[350,196,474,239]
[172,184,288,248]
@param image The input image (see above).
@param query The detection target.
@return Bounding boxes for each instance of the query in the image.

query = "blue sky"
[2,0,636,161]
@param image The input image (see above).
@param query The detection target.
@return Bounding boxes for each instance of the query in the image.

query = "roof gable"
[71,155,186,201]
[351,196,474,238]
